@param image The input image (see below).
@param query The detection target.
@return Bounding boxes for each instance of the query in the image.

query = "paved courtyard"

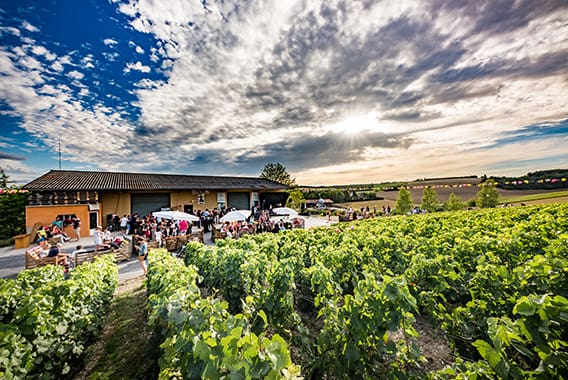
[0,215,337,281]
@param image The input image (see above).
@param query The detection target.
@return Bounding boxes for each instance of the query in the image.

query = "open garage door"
[260,192,289,210]
[131,193,170,217]
[227,192,250,210]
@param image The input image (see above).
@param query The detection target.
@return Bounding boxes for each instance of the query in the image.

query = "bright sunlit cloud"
[327,112,392,136]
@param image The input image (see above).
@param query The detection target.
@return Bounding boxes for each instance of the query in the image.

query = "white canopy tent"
[220,210,252,222]
[152,210,200,222]
[272,207,299,216]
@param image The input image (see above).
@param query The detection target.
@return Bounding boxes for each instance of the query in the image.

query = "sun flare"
[329,112,383,135]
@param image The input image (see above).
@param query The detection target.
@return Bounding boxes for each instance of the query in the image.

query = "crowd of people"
[218,210,304,239]
[27,205,305,275]
[103,205,305,247]
[34,215,82,244]
[342,205,392,220]
[29,216,82,270]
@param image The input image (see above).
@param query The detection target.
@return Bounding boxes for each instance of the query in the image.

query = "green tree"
[476,180,500,208]
[260,162,296,187]
[445,192,465,211]
[0,167,8,188]
[395,188,413,215]
[420,187,439,212]
[0,168,27,242]
[287,188,305,210]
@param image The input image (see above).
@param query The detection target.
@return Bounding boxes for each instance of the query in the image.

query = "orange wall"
[101,192,130,221]
[25,204,92,239]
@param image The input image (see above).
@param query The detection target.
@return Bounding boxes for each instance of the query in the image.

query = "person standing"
[94,226,104,252]
[72,216,81,241]
[178,219,188,236]
[136,237,148,275]
[155,226,163,248]
[120,215,128,233]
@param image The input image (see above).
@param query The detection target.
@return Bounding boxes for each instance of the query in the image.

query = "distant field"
[337,178,568,209]
[499,190,568,203]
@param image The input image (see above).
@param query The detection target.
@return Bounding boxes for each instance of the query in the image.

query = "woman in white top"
[94,226,104,252]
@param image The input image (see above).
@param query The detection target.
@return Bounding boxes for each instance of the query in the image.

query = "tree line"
[394,180,500,214]
[0,168,27,245]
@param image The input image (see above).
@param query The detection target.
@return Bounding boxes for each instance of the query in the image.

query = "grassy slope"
[499,190,568,203]
[73,277,160,380]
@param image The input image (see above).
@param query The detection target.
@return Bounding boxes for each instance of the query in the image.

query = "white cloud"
[102,52,120,61]
[37,84,58,95]
[124,61,151,73]
[81,54,95,69]
[0,36,139,176]
[31,45,48,56]
[67,70,84,80]
[19,55,43,71]
[22,21,39,33]
[59,55,72,65]
[103,38,118,46]
[51,61,64,72]
[0,26,21,37]
[135,45,144,54]
[31,45,57,61]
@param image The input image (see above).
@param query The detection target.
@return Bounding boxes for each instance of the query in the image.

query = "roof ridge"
[24,170,288,191]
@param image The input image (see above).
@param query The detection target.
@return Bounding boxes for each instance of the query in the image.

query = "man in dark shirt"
[47,243,61,257]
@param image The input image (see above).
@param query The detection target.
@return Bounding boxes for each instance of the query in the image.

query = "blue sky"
[1,0,567,186]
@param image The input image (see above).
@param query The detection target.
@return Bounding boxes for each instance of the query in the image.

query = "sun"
[329,112,381,135]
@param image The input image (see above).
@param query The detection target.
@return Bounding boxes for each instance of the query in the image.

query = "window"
[57,214,77,227]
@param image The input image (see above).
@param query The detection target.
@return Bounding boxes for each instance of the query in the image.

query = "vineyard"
[0,255,117,379]
[1,203,567,379]
[165,203,566,379]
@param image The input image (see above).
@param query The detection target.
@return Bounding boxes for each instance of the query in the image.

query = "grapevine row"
[146,249,302,379]
[0,255,118,379]
[183,203,568,379]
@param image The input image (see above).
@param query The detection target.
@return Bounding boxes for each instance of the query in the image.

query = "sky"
[1,0,567,186]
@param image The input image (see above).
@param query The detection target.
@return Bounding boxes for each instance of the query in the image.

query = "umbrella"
[272,207,298,216]
[220,210,251,222]
[152,210,200,222]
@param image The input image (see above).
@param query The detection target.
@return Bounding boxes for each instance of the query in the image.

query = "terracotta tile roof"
[23,170,288,191]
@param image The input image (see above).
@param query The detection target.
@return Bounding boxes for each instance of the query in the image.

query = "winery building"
[22,170,288,237]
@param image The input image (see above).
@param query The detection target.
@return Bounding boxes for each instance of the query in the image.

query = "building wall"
[100,192,131,220]
[99,190,226,217]
[170,190,222,212]
[25,204,91,239]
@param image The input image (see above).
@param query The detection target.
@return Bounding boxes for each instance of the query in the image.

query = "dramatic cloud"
[0,151,26,161]
[1,0,567,185]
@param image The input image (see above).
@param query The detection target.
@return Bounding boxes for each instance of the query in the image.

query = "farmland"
[336,178,568,211]
[157,202,567,378]
[2,203,567,379]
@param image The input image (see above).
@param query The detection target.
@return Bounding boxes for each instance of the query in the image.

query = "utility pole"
[58,138,62,170]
